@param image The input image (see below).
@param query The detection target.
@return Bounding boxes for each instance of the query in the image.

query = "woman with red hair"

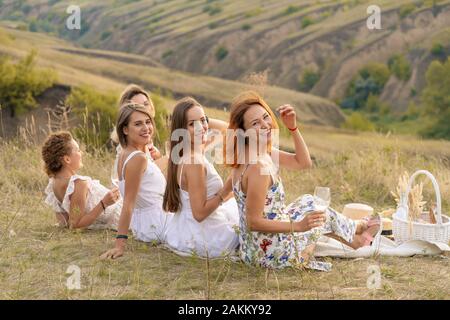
[227,91,380,271]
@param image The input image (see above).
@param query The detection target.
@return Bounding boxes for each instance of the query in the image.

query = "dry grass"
[1,126,449,300]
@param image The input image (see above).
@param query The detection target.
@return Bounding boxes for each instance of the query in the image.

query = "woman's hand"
[100,240,125,259]
[296,211,326,232]
[102,187,120,207]
[276,104,297,130]
[149,145,162,160]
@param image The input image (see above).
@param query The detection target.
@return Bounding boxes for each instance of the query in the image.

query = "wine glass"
[311,187,330,237]
[111,158,119,188]
[314,187,331,212]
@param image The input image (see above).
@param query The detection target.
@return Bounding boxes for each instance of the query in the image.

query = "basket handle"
[403,170,443,225]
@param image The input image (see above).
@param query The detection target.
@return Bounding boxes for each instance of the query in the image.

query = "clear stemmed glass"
[314,187,331,212]
[311,186,330,238]
[111,158,119,188]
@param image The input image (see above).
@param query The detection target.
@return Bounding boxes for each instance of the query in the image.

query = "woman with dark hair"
[227,91,380,271]
[163,97,239,258]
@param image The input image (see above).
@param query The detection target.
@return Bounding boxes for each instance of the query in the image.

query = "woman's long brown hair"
[162,97,201,213]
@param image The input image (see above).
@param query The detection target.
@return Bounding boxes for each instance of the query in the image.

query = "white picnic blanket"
[314,234,450,258]
[160,235,449,261]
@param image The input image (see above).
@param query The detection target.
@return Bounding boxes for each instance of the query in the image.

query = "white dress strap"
[234,164,250,192]
[178,162,185,188]
[121,150,145,180]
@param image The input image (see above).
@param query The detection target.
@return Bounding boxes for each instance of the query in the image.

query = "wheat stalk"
[391,171,426,224]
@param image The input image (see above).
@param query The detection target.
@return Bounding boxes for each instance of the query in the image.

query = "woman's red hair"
[226,91,278,168]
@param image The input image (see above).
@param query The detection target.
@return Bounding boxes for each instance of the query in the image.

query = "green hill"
[1,0,449,113]
[0,25,345,128]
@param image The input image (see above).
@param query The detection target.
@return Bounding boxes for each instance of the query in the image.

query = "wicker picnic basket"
[392,170,450,245]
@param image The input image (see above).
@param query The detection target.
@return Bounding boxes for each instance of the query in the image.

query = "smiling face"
[123,111,154,147]
[186,105,208,146]
[243,104,273,145]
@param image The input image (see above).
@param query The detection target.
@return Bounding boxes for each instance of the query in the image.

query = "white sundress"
[44,175,121,230]
[164,157,240,258]
[118,150,173,243]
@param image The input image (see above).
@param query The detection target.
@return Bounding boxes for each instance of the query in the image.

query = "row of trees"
[420,58,450,139]
[340,52,449,140]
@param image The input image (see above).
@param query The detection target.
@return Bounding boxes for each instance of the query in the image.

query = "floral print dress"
[232,165,357,272]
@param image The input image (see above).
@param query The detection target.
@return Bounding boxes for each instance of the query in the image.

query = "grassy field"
[1,126,449,300]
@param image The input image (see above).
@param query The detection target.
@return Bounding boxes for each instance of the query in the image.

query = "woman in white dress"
[42,131,121,230]
[101,103,173,259]
[110,85,164,184]
[163,97,239,258]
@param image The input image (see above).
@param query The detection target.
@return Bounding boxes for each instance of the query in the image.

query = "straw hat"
[342,203,374,220]
[381,218,393,237]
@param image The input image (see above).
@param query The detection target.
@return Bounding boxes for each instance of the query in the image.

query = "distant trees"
[215,46,228,61]
[203,3,222,16]
[341,112,375,132]
[341,62,390,110]
[388,54,411,81]
[431,42,446,57]
[283,5,302,16]
[0,50,56,118]
[399,3,416,19]
[420,58,450,140]
[298,68,320,92]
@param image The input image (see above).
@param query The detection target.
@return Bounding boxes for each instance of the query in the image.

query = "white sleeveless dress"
[44,175,121,230]
[165,157,239,258]
[118,150,173,243]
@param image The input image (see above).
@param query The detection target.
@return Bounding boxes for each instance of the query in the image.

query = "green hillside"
[1,0,449,113]
[0,25,345,127]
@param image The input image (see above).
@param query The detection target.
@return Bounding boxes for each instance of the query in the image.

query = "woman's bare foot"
[355,220,368,234]
[300,244,315,263]
[350,215,381,249]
